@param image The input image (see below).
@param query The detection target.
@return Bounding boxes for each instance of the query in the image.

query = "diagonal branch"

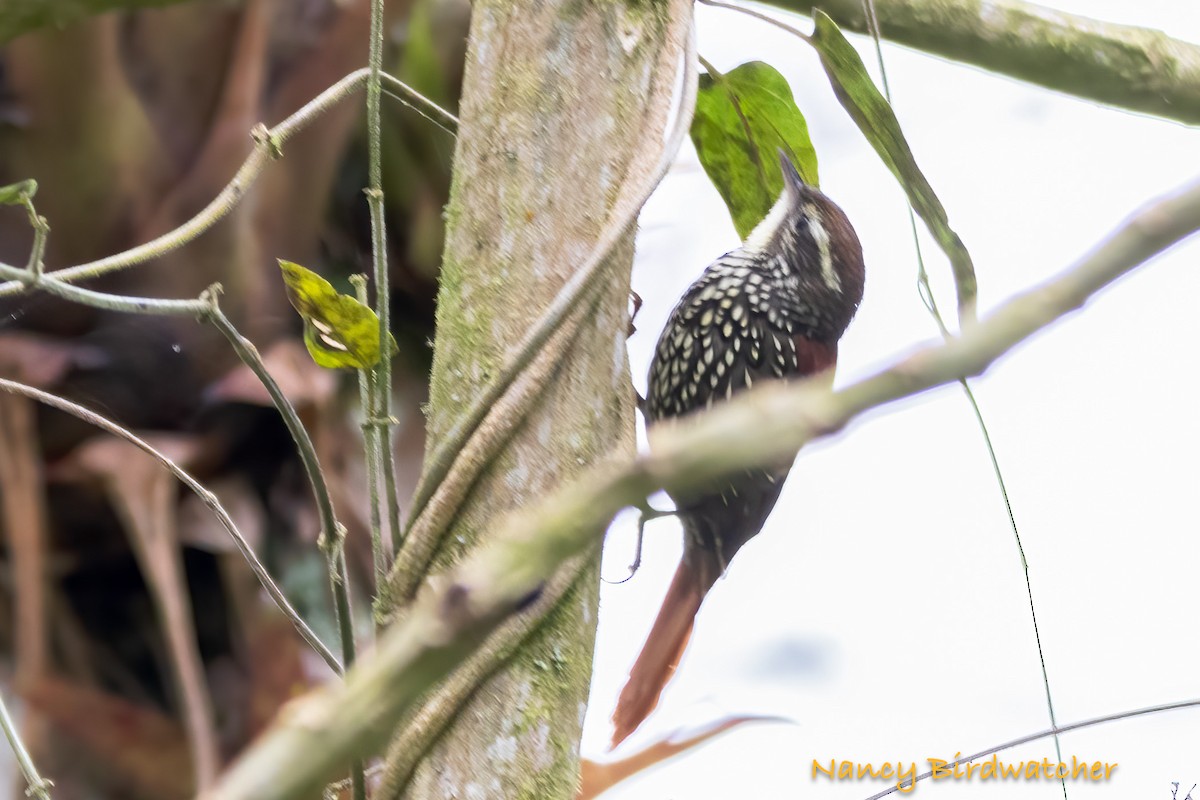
[0,70,452,299]
[198,171,1200,800]
[758,0,1200,126]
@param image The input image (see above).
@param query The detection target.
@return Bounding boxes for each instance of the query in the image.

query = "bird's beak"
[777,149,807,199]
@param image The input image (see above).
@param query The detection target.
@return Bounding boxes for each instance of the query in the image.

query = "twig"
[350,275,388,607]
[0,71,356,297]
[201,301,358,675]
[365,0,403,623]
[0,688,52,800]
[0,69,455,299]
[0,377,341,673]
[197,170,1200,800]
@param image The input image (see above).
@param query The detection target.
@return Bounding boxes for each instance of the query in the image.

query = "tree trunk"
[401,0,685,795]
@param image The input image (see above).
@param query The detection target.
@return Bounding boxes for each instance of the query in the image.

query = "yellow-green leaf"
[278,260,397,370]
[0,179,37,206]
[690,61,819,239]
[810,11,976,321]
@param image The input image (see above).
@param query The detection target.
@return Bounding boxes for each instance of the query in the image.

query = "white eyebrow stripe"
[807,206,840,292]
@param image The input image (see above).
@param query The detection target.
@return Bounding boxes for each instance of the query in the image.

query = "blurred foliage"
[0,0,466,794]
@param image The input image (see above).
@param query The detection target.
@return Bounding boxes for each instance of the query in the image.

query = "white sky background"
[585,1,1200,797]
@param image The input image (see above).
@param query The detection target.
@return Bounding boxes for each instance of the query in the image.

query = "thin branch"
[0,687,52,800]
[860,698,1200,799]
[379,73,460,131]
[202,303,358,676]
[758,0,1200,126]
[0,69,454,299]
[365,0,403,623]
[350,275,388,607]
[0,70,354,296]
[198,172,1200,800]
[0,378,342,674]
[0,259,212,315]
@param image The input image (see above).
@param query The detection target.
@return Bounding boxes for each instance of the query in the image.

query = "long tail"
[610,548,721,748]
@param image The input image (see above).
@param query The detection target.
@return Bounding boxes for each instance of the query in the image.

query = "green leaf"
[0,179,37,206]
[810,11,977,320]
[690,61,819,239]
[278,260,397,370]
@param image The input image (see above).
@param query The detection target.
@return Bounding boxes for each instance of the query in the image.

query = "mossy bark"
[404,0,675,796]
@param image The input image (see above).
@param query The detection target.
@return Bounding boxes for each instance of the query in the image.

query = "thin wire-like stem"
[860,698,1200,799]
[366,0,403,587]
[0,687,52,800]
[351,6,392,798]
[351,274,388,611]
[855,0,1068,788]
[379,73,459,130]
[697,0,812,41]
[23,205,47,281]
[0,377,341,673]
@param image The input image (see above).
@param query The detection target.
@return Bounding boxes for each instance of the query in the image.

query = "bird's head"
[744,150,866,339]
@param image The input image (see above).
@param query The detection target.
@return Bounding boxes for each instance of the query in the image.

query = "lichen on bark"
[399,0,680,796]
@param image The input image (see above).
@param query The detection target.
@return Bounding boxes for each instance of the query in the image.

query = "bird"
[610,150,866,747]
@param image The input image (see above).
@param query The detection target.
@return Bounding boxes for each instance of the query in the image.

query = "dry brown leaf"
[22,674,194,800]
[178,475,266,554]
[578,714,786,799]
[205,339,338,415]
[0,332,99,388]
[53,434,221,789]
